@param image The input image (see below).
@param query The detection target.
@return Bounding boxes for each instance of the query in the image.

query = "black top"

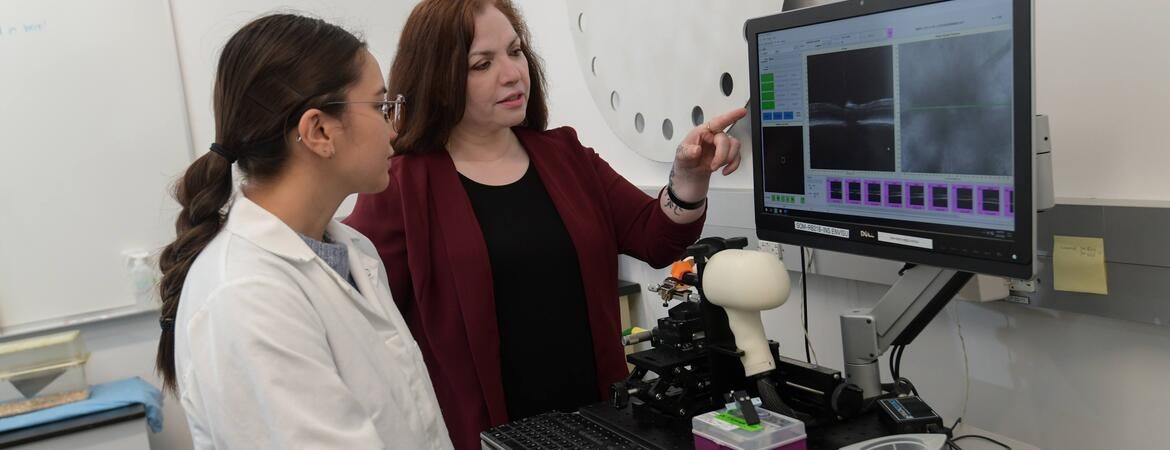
[459,164,600,420]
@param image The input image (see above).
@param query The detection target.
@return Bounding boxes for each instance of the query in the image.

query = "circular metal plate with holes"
[566,1,783,162]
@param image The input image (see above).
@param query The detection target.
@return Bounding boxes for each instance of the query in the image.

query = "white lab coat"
[173,195,453,450]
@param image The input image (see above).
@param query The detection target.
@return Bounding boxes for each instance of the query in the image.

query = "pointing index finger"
[704,108,748,134]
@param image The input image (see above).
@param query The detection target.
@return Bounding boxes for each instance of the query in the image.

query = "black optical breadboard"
[877,396,944,435]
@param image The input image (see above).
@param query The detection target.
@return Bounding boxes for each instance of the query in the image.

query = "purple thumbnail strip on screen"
[846,179,862,204]
[929,183,949,211]
[978,186,1000,216]
[953,185,974,213]
[827,178,842,203]
[906,182,925,209]
[884,181,903,208]
[865,180,883,206]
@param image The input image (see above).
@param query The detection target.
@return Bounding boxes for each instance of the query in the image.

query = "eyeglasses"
[322,93,406,131]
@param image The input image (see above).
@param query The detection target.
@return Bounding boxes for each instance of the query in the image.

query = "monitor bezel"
[746,0,1035,279]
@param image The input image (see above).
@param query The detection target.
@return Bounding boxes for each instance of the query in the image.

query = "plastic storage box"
[0,331,90,417]
[692,406,807,450]
[0,330,87,372]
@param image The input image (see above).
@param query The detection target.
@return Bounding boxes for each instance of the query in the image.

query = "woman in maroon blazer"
[344,1,746,448]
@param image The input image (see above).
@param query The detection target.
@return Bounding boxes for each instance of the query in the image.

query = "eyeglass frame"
[320,93,406,131]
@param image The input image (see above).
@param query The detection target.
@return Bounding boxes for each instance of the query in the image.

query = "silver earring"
[296,136,302,142]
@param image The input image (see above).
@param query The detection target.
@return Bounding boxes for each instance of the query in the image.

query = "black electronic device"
[746,0,1036,279]
[745,0,1039,404]
[876,396,944,435]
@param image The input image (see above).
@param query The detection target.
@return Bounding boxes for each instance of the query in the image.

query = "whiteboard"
[0,0,192,329]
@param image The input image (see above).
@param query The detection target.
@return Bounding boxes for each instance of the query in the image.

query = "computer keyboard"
[480,411,649,450]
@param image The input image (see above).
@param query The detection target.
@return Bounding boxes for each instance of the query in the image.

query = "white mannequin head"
[701,249,791,377]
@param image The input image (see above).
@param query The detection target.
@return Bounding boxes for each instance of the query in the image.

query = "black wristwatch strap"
[666,185,707,210]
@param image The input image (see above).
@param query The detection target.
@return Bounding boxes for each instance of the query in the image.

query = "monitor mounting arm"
[839,265,973,399]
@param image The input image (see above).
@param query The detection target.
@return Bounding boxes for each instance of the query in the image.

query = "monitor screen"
[747,0,1033,278]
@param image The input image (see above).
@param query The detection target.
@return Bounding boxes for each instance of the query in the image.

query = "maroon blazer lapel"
[424,152,510,424]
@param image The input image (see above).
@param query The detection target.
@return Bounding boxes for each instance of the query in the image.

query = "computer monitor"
[746,0,1034,278]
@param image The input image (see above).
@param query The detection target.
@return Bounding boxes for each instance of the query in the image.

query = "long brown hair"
[155,14,367,394]
[389,0,548,155]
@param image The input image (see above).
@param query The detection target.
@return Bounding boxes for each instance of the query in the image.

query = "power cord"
[952,303,971,423]
[800,247,810,363]
[886,344,919,397]
[942,418,1012,450]
[951,435,1012,450]
[925,419,955,449]
[897,346,908,390]
[888,265,915,395]
[888,345,900,382]
[894,345,905,381]
[797,247,818,365]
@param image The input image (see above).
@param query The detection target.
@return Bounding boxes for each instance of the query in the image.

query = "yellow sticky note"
[1053,236,1108,295]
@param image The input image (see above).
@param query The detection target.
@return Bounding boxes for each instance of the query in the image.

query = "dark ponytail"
[155,14,367,394]
[156,152,233,393]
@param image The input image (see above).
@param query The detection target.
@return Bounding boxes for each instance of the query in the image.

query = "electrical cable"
[898,345,907,381]
[888,345,898,386]
[800,246,810,363]
[951,435,1012,450]
[953,303,971,422]
[793,247,818,365]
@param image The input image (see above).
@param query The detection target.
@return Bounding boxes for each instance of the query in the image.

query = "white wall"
[1035,0,1170,203]
[518,1,1170,449]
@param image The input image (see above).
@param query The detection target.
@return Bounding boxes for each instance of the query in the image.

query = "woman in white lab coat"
[153,14,452,449]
